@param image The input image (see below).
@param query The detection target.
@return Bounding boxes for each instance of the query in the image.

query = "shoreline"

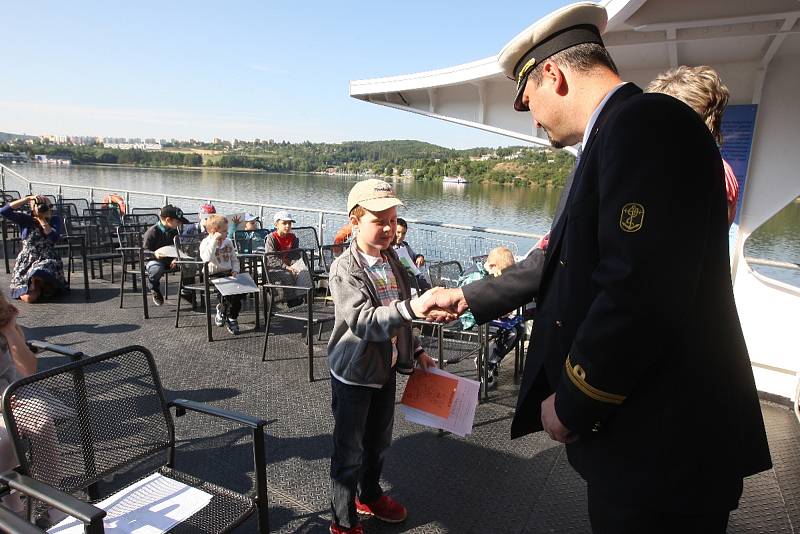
[75,163,562,188]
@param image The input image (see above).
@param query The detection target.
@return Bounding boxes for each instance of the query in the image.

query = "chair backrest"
[292,226,321,271]
[428,260,464,288]
[262,249,312,303]
[131,207,161,216]
[116,226,144,259]
[122,213,159,226]
[53,203,79,220]
[0,190,21,200]
[83,207,121,226]
[59,198,90,213]
[1,346,174,496]
[174,234,205,279]
[234,229,270,254]
[320,244,346,274]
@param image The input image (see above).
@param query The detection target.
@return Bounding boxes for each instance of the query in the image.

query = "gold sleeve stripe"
[564,356,626,405]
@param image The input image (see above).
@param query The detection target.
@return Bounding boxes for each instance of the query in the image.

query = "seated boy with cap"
[142,205,190,306]
[264,210,311,305]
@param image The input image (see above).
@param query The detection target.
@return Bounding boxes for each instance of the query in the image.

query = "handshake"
[409,287,469,323]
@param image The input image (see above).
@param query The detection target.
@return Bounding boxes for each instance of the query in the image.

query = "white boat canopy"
[350,0,800,408]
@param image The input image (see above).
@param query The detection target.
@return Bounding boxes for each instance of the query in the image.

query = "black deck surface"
[4,268,799,533]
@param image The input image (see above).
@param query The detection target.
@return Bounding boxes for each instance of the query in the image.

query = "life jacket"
[102,193,127,215]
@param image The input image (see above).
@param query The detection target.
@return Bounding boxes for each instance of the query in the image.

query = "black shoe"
[180,291,194,304]
[152,289,164,306]
[286,297,304,308]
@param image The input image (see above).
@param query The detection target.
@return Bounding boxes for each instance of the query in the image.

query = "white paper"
[394,246,421,276]
[211,272,260,296]
[48,472,212,534]
[153,246,179,259]
[400,367,480,437]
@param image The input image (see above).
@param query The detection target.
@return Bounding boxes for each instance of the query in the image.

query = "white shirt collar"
[580,82,629,149]
[357,248,383,268]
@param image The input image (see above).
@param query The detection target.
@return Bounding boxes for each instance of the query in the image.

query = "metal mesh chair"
[64,216,120,283]
[0,345,269,533]
[291,226,324,280]
[122,213,159,227]
[261,250,334,381]
[116,226,149,312]
[428,260,464,288]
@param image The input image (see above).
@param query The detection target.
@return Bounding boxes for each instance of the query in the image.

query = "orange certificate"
[400,371,458,418]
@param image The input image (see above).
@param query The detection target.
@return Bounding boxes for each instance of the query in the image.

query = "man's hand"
[416,351,436,371]
[169,259,178,270]
[409,287,460,322]
[541,393,577,444]
[422,287,468,318]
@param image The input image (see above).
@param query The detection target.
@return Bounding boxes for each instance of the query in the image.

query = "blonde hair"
[486,247,515,274]
[645,65,729,145]
[205,214,228,232]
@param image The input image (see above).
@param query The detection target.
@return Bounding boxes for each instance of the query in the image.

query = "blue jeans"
[145,260,170,292]
[330,373,396,528]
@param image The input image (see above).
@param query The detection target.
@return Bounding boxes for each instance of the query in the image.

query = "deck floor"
[4,267,799,533]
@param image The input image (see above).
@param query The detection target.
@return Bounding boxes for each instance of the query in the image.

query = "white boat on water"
[442,175,469,184]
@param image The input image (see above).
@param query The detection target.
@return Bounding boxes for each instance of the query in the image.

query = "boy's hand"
[416,351,436,371]
[169,259,178,269]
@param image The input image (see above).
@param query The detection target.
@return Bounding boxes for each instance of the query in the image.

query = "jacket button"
[555,320,563,327]
[559,258,567,266]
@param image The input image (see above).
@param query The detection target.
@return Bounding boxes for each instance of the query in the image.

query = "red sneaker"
[329,523,364,534]
[355,495,408,523]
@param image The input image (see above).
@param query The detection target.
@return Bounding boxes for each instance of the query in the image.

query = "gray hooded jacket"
[327,241,422,387]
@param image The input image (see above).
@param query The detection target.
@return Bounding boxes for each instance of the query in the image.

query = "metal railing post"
[163,195,168,206]
[317,211,325,245]
[125,191,131,213]
[1,166,5,191]
[88,188,94,202]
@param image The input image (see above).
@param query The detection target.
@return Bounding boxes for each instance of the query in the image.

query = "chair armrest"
[237,253,262,259]
[174,259,204,265]
[261,283,312,291]
[116,246,140,252]
[27,340,85,360]
[0,504,44,534]
[0,471,105,528]
[169,399,267,429]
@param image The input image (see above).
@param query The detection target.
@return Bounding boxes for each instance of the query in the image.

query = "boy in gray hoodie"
[327,179,441,534]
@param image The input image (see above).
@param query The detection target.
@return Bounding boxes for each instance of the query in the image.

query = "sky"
[2,1,573,149]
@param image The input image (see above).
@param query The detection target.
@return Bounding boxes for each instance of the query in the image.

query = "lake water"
[7,163,799,287]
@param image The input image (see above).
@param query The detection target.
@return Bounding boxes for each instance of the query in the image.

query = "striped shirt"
[357,249,400,366]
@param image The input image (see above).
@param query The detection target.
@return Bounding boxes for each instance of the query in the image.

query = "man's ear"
[348,214,359,227]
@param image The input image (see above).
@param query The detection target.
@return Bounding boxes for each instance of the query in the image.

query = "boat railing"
[0,163,534,266]
[3,163,798,273]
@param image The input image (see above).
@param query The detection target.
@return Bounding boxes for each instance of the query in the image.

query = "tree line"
[0,139,573,186]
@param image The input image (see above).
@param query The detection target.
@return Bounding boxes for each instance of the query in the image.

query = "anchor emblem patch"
[619,203,644,232]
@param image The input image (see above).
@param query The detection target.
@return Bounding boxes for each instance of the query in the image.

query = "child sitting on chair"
[200,214,243,335]
[457,247,521,388]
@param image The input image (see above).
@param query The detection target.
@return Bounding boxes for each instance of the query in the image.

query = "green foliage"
[5,139,575,186]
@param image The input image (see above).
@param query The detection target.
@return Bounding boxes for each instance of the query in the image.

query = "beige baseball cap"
[347,179,405,214]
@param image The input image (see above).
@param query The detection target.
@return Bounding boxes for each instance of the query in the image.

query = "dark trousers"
[330,374,396,529]
[587,480,741,534]
[220,294,243,319]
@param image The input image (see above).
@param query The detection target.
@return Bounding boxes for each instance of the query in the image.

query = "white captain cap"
[497,2,608,112]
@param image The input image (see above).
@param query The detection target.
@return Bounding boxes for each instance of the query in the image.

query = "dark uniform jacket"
[462,83,772,508]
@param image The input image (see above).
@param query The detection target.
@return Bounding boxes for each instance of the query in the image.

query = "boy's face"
[244,221,257,231]
[163,217,180,229]
[276,219,292,236]
[395,225,407,245]
[351,206,397,256]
